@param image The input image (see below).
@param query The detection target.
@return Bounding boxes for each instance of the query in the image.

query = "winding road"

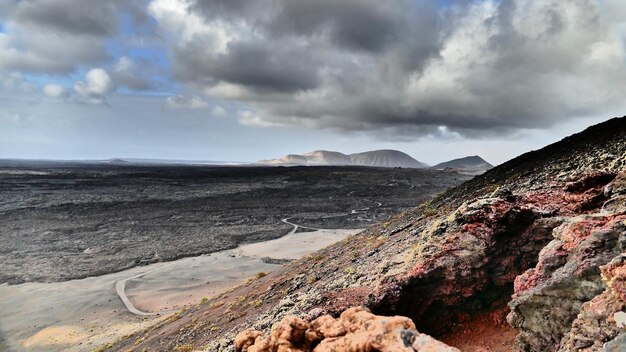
[115,262,178,316]
[115,217,314,316]
[115,201,381,316]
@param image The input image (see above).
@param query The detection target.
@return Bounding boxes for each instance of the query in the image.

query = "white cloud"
[42,84,68,98]
[148,0,232,51]
[237,110,282,127]
[211,106,227,118]
[0,72,36,92]
[165,94,209,109]
[74,68,114,104]
[204,81,251,100]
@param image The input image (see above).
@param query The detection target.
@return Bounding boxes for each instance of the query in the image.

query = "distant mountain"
[303,150,352,166]
[259,154,308,166]
[106,158,129,164]
[349,150,427,168]
[104,158,247,166]
[431,155,493,174]
[258,149,426,168]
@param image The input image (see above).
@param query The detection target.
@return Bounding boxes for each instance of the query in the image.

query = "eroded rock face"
[234,307,459,352]
[508,173,626,351]
[368,193,555,335]
[558,254,626,352]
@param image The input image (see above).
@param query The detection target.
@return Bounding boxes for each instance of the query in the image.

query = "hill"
[259,149,426,168]
[111,117,626,351]
[258,154,308,166]
[349,149,427,168]
[302,150,352,166]
[432,155,493,174]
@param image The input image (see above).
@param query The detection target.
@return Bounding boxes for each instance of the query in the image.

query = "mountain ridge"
[259,149,427,168]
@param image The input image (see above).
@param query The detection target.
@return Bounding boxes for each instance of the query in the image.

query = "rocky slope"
[111,117,625,352]
[259,149,427,168]
[432,155,493,174]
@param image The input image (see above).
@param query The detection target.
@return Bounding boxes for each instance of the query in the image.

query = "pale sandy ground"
[0,228,359,352]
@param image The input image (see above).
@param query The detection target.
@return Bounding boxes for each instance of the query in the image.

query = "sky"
[0,0,625,165]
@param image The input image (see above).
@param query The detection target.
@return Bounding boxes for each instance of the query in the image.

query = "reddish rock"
[508,212,626,351]
[234,307,459,352]
[558,255,626,351]
[368,195,547,334]
[318,287,372,317]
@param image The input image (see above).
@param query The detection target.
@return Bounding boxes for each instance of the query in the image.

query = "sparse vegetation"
[174,343,194,351]
[92,343,113,352]
[134,336,146,345]
[248,298,263,307]
[256,272,267,279]
[208,301,224,309]
[230,295,248,307]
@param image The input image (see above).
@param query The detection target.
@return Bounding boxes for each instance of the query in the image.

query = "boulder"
[234,307,459,352]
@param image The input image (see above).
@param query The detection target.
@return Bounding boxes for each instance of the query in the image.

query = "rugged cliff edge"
[111,117,626,352]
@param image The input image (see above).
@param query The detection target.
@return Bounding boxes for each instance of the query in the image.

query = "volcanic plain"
[0,163,469,285]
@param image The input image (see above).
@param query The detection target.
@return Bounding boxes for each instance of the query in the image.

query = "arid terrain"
[109,117,626,352]
[0,164,472,351]
[0,164,469,285]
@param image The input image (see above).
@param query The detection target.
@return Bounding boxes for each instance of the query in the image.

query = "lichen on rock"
[508,173,626,351]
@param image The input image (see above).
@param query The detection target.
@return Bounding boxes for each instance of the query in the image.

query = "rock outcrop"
[235,307,459,352]
[508,171,626,351]
[559,254,626,351]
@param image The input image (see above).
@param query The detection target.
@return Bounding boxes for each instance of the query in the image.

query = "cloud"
[237,110,283,127]
[0,72,35,92]
[151,0,626,137]
[1,0,625,140]
[165,95,209,109]
[74,68,114,104]
[12,0,118,36]
[112,56,152,91]
[0,0,151,74]
[211,106,227,118]
[42,84,68,98]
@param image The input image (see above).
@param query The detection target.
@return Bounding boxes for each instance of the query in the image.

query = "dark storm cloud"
[160,0,442,96]
[155,0,625,136]
[191,0,261,18]
[13,0,118,36]
[269,0,411,52]
[174,39,321,93]
[2,0,625,139]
